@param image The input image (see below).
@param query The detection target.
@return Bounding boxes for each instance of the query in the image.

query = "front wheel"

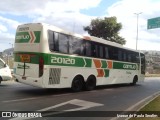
[131,76,138,85]
[0,77,2,84]
[71,77,84,92]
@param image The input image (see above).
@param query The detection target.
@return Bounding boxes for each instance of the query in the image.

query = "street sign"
[147,17,160,29]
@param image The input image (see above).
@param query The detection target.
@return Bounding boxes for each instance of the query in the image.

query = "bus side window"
[131,52,138,63]
[123,52,127,62]
[54,32,59,51]
[135,53,140,63]
[104,47,109,59]
[127,52,132,62]
[48,30,54,51]
[48,30,59,52]
[85,41,91,57]
[118,49,122,61]
[69,37,83,55]
[80,41,85,56]
[99,45,104,58]
[59,33,69,54]
[110,47,118,60]
[91,43,99,58]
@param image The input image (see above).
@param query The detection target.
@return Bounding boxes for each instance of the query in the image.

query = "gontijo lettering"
[123,64,136,69]
[16,35,30,40]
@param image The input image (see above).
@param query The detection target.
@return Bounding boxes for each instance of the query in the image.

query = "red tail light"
[39,57,44,77]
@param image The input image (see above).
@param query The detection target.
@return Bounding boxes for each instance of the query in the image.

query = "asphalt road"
[0,77,160,120]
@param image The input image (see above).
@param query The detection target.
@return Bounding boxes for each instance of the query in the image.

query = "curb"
[110,91,160,120]
[126,91,160,112]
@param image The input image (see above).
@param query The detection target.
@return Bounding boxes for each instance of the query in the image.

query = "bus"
[13,23,145,92]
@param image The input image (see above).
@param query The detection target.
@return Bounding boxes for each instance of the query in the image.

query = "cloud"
[107,0,160,50]
[0,16,20,30]
[0,24,7,32]
[34,12,94,34]
[0,0,101,51]
[30,0,101,34]
[0,16,20,40]
[0,0,101,16]
[0,0,160,51]
[0,16,20,51]
[0,31,15,51]
[0,0,100,33]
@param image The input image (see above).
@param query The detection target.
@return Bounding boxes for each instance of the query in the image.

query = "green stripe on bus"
[104,69,109,77]
[113,62,137,70]
[14,52,92,68]
[14,52,138,70]
[84,58,92,67]
[101,60,107,68]
[15,31,41,43]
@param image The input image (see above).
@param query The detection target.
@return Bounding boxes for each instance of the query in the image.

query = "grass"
[129,95,160,120]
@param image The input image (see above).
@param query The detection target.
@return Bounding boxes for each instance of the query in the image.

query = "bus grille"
[49,68,61,85]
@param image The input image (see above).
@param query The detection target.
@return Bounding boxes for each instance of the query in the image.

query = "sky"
[0,0,160,52]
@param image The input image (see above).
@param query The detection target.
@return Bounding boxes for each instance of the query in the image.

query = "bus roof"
[18,23,143,54]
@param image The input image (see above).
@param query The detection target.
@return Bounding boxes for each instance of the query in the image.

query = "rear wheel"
[85,75,96,91]
[71,76,84,92]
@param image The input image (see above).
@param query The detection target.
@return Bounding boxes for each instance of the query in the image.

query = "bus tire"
[85,75,96,91]
[71,76,84,92]
[131,75,138,85]
[0,76,2,84]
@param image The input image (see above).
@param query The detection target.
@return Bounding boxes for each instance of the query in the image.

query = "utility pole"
[134,12,142,50]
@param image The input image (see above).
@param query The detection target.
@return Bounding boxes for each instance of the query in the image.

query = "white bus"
[14,23,145,91]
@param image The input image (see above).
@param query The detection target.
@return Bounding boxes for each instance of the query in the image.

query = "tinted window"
[122,50,127,61]
[54,32,59,51]
[85,41,91,57]
[131,52,139,63]
[99,45,104,58]
[92,43,99,57]
[48,30,142,63]
[135,53,140,63]
[48,30,59,51]
[104,47,109,59]
[48,30,54,51]
[59,33,69,54]
[127,52,132,62]
[109,47,118,60]
[118,49,122,61]
[69,37,84,55]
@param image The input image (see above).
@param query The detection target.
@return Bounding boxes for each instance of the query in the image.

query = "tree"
[84,16,126,45]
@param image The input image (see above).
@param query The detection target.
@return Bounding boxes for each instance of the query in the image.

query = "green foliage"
[84,16,126,45]
[129,96,160,120]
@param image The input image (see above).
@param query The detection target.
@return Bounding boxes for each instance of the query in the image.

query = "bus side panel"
[42,66,99,88]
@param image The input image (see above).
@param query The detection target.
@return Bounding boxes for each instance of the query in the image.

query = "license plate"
[20,54,30,62]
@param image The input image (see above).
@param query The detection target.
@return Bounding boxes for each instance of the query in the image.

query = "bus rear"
[14,23,45,87]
